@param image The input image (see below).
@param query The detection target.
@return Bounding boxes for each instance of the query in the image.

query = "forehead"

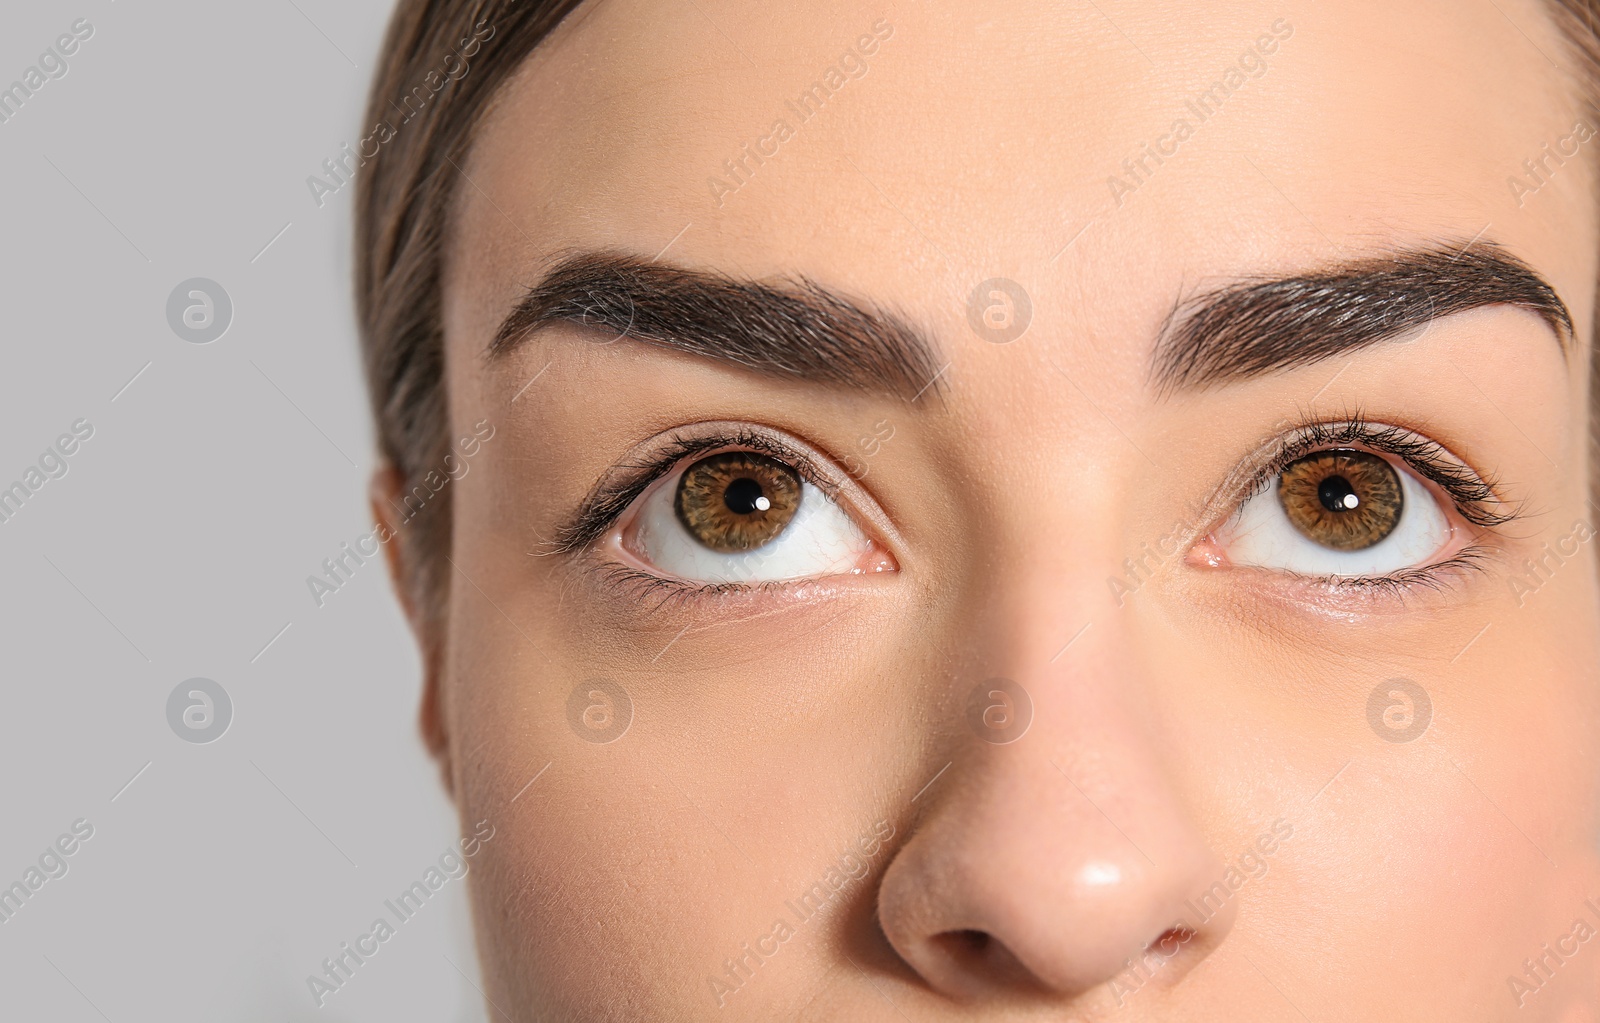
[445,0,1595,371]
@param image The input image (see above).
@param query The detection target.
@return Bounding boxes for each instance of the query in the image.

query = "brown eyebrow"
[488,251,946,402]
[1151,242,1575,394]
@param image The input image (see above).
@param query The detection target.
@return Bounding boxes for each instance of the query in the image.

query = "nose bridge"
[876,551,1234,1000]
[956,491,1147,733]
[981,609,1214,893]
[947,405,1140,662]
[948,407,1186,812]
[949,451,1206,882]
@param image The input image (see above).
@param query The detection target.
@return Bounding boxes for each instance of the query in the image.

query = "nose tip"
[876,756,1235,1001]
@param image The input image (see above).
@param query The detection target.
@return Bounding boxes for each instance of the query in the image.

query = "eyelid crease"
[543,425,839,557]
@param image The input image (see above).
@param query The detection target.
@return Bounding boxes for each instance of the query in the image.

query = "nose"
[876,635,1234,1001]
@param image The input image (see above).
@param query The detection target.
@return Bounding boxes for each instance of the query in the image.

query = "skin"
[376,0,1600,1018]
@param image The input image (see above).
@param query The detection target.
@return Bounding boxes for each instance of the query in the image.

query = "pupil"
[723,477,766,515]
[1318,474,1359,513]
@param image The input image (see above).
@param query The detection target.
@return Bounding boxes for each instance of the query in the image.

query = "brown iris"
[674,451,802,552]
[1278,449,1403,550]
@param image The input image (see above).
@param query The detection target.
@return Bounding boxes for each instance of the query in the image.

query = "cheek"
[465,783,710,1009]
[443,635,759,1010]
[1461,627,1600,860]
[1271,628,1600,1006]
[447,598,909,1016]
[460,735,843,1017]
[1265,764,1585,1011]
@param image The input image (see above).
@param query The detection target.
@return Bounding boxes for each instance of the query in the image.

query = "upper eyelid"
[1208,417,1515,532]
[546,424,851,556]
[553,418,1514,568]
[1284,424,1509,526]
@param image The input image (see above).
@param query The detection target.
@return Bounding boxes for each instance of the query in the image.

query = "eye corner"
[1184,532,1230,570]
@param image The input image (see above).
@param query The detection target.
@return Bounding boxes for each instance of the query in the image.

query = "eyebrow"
[1152,242,1575,394]
[488,251,945,401]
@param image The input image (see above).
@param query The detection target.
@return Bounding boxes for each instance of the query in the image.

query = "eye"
[615,448,893,584]
[1212,447,1456,577]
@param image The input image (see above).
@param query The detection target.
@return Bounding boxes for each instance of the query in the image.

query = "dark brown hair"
[356,0,1600,643]
[356,0,586,641]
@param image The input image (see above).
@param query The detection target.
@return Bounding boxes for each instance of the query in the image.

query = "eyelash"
[590,563,798,613]
[1221,411,1520,591]
[546,426,850,609]
[1239,414,1515,527]
[548,425,838,556]
[554,413,1520,603]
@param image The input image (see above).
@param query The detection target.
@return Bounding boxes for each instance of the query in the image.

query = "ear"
[370,465,454,795]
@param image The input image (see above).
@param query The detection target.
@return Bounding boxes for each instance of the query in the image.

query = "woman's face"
[413,0,1600,1017]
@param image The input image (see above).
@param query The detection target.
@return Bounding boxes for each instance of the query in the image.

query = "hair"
[356,0,585,647]
[356,0,1600,645]
[1547,0,1600,518]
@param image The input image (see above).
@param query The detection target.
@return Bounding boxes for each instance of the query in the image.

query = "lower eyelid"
[1217,544,1496,614]
[589,546,887,617]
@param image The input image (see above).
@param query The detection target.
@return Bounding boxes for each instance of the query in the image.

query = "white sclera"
[1217,460,1453,576]
[630,473,874,583]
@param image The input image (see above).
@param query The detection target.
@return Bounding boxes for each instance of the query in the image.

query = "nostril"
[939,929,991,956]
[930,929,1037,991]
[1154,926,1195,949]
[1140,926,1200,974]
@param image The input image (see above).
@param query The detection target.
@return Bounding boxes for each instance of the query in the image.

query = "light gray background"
[0,2,489,1019]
